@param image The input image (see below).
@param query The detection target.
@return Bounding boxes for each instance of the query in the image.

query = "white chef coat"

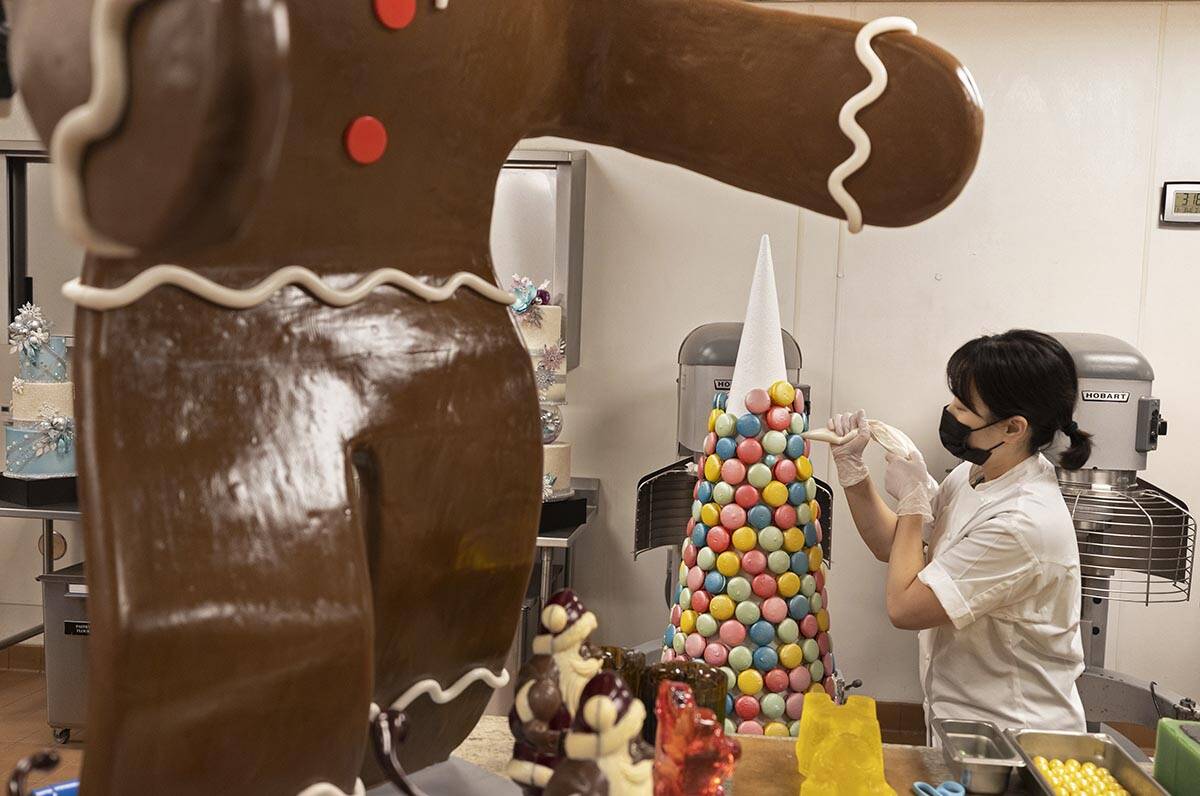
[916,453,1086,733]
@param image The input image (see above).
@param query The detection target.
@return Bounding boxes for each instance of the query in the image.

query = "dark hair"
[947,329,1093,470]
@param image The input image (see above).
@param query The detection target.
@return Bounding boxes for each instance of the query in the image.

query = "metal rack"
[1062,472,1195,604]
[0,500,81,651]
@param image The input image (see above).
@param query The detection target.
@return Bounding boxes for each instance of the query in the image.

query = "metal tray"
[1007,729,1168,795]
[932,719,1024,794]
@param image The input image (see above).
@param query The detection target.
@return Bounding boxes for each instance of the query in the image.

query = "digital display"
[1174,191,1200,214]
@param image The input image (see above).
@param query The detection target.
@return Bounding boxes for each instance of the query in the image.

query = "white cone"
[725,234,788,417]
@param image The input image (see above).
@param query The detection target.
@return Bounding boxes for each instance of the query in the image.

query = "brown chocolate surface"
[9,1,981,793]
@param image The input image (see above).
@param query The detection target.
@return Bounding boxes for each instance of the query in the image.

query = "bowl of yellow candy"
[1008,729,1169,796]
[1030,755,1128,796]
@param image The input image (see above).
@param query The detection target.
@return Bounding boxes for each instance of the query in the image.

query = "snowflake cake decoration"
[510,274,552,329]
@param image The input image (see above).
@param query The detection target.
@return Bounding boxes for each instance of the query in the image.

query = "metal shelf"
[0,499,80,651]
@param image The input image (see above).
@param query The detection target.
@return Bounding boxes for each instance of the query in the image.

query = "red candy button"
[735,485,760,509]
[374,0,416,29]
[345,116,388,165]
[735,696,760,720]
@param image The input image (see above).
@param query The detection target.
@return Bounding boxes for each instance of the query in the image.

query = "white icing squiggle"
[296,779,366,796]
[306,669,506,796]
[61,265,515,310]
[435,0,449,8]
[826,16,918,234]
[50,0,146,257]
[389,667,510,712]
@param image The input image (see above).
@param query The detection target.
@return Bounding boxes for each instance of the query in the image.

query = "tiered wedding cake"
[511,276,571,500]
[5,303,76,479]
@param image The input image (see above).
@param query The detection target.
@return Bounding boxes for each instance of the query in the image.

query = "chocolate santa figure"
[533,589,604,717]
[507,589,602,792]
[507,655,571,793]
[545,672,655,796]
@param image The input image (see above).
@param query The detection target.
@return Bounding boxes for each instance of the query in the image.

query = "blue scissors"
[912,782,966,796]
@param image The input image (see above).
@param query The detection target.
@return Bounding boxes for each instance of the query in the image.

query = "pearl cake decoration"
[665,381,835,738]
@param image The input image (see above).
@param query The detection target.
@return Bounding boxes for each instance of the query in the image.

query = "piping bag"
[802,420,918,459]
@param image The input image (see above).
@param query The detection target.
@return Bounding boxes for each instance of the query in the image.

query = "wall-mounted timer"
[1161,182,1200,224]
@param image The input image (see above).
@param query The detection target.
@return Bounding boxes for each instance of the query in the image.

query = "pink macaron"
[744,389,771,415]
[706,527,731,553]
[752,574,778,599]
[735,696,761,721]
[774,504,797,530]
[719,504,747,530]
[800,614,819,638]
[789,666,812,692]
[736,438,764,465]
[786,693,806,720]
[766,406,791,431]
[720,458,747,485]
[773,458,797,484]
[719,620,747,646]
[704,642,729,667]
[761,597,788,624]
[741,550,767,576]
[735,485,760,509]
[764,668,789,693]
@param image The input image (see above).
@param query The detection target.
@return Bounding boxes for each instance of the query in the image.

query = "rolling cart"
[0,500,84,744]
[37,563,87,744]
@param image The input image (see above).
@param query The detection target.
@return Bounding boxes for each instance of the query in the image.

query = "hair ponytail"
[1058,422,1093,471]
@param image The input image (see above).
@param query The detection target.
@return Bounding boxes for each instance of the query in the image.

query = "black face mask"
[939,405,1006,465]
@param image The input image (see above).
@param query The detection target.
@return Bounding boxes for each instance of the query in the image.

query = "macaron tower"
[662,235,835,738]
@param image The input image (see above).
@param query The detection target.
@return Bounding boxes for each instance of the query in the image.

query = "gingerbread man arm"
[551,0,983,228]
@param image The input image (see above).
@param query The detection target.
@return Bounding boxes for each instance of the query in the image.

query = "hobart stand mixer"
[1051,334,1198,740]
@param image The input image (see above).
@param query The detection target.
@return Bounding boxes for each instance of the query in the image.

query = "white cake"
[520,305,567,404]
[512,287,571,500]
[5,304,76,480]
[543,443,571,499]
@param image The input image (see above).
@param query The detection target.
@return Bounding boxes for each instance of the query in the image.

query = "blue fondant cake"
[5,304,75,480]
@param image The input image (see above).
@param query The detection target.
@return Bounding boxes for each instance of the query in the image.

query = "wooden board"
[731,736,1027,794]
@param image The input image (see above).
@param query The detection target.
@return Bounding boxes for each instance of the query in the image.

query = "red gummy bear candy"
[654,680,742,796]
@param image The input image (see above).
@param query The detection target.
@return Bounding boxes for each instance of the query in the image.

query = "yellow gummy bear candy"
[795,693,895,796]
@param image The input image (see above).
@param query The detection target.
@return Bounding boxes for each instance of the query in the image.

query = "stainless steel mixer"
[1051,333,1198,730]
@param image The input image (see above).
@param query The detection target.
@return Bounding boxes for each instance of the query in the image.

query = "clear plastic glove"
[828,410,871,487]
[884,450,936,524]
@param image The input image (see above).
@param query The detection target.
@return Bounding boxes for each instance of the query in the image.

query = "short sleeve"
[918,518,1039,630]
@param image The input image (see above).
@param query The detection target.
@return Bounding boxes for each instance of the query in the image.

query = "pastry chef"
[829,329,1090,732]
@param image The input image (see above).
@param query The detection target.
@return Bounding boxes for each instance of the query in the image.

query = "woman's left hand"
[884,450,936,524]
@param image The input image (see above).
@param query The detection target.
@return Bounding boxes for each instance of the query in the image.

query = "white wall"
[528,1,1200,703]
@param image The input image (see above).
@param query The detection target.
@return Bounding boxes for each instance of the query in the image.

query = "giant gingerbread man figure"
[9,1,982,793]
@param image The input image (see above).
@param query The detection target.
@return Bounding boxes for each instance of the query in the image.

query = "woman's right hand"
[828,409,871,486]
